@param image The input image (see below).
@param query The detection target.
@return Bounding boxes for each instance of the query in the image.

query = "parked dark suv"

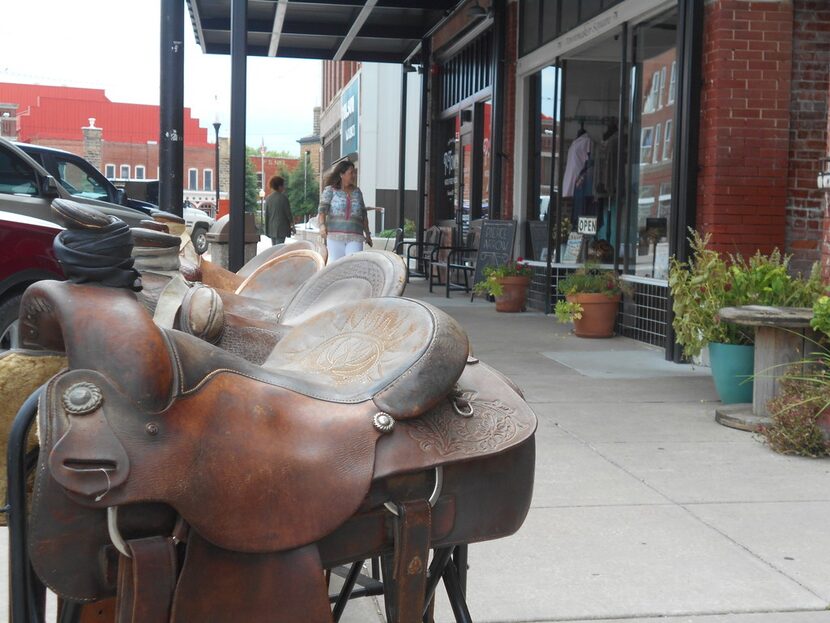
[17,142,157,215]
[17,143,214,253]
[0,210,64,349]
[0,137,147,227]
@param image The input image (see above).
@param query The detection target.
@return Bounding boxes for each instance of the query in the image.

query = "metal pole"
[490,0,506,219]
[416,38,430,249]
[213,121,221,217]
[398,63,408,232]
[159,0,184,216]
[229,0,247,271]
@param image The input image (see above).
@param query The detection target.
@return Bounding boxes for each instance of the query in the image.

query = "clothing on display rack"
[593,122,618,197]
[562,132,593,198]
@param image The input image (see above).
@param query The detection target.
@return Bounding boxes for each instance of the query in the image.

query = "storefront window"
[626,9,678,279]
[557,34,622,266]
[481,100,492,219]
[437,117,460,222]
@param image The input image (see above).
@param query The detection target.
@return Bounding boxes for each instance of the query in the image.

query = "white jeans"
[326,238,363,262]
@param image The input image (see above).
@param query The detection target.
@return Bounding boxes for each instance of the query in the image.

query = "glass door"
[624,9,679,279]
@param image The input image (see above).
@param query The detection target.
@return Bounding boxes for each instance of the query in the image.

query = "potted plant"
[554,263,628,337]
[474,258,533,312]
[669,230,825,404]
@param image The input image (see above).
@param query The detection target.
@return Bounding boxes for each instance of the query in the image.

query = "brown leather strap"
[171,532,333,623]
[115,537,177,623]
[391,500,432,623]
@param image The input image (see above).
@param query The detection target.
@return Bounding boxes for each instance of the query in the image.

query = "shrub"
[474,259,532,297]
[669,231,825,358]
[760,372,830,457]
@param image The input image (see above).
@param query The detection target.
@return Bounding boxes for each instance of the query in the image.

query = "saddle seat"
[172,250,408,365]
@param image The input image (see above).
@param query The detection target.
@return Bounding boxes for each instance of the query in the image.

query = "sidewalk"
[342,278,830,622]
[5,274,830,623]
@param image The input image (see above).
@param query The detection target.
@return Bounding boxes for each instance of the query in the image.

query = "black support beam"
[159,0,184,215]
[229,0,247,271]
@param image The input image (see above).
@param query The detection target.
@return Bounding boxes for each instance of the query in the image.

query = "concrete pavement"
[341,278,830,622]
[4,271,830,623]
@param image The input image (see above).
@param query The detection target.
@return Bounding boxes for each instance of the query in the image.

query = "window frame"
[652,122,662,163]
[119,164,130,179]
[668,61,677,104]
[663,120,673,161]
[640,126,654,164]
[135,165,145,180]
[105,164,116,179]
[203,168,213,192]
[188,168,198,190]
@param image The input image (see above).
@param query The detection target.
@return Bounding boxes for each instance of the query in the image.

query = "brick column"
[83,118,103,170]
[787,0,830,276]
[697,0,793,257]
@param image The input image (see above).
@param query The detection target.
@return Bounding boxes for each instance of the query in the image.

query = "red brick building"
[0,82,300,208]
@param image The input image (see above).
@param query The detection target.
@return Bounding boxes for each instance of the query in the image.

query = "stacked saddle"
[4,198,536,623]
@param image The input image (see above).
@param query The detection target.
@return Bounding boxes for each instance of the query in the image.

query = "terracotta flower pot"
[567,292,621,338]
[495,276,531,313]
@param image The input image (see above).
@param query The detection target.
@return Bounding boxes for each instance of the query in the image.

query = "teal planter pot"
[709,342,754,404]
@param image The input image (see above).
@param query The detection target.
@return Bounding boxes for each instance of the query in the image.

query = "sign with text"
[472,220,517,295]
[577,217,597,235]
[562,232,584,263]
[341,77,359,156]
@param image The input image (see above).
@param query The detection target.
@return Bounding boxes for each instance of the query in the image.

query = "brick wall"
[825,76,830,277]
[697,0,793,258]
[787,0,830,276]
[500,0,517,220]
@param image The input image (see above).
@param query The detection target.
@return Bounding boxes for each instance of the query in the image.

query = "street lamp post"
[303,150,309,210]
[259,188,266,233]
[212,121,221,217]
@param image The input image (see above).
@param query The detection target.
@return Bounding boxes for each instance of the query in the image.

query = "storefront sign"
[562,233,584,263]
[341,77,359,156]
[577,217,597,235]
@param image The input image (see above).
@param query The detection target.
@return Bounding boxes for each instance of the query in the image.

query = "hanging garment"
[593,131,618,197]
[562,133,593,198]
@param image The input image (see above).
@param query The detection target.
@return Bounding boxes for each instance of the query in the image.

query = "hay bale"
[0,351,67,525]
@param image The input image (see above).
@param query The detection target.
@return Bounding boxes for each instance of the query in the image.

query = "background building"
[0,82,303,212]
[319,61,421,232]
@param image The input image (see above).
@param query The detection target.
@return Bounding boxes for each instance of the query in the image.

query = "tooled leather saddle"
[17,277,536,623]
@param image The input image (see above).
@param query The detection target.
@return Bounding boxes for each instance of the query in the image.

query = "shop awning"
[186,0,462,63]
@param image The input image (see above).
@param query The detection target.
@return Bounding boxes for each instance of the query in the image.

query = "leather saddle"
[20,279,536,622]
[167,249,409,365]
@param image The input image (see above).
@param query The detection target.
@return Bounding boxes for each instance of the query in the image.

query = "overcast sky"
[0,0,321,155]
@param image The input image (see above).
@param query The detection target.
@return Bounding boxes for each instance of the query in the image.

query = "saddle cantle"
[21,279,536,621]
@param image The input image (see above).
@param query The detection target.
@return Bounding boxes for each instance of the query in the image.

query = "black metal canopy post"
[490,0,506,220]
[159,0,184,216]
[668,0,703,362]
[416,38,431,250]
[229,0,248,272]
[397,63,408,233]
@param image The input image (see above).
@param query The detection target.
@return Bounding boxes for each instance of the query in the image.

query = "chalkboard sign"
[472,220,518,294]
[528,221,550,262]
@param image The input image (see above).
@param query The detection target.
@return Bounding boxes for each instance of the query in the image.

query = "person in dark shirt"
[264,175,294,245]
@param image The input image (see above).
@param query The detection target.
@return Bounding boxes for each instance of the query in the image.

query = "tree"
[244,157,259,213]
[245,145,295,158]
[281,162,319,221]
